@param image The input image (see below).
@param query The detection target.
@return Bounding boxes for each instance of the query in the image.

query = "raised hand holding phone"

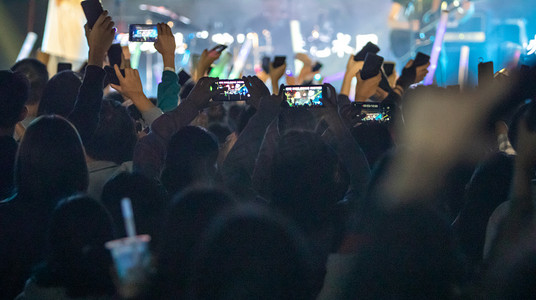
[154,23,176,69]
[110,65,154,113]
[269,59,286,94]
[194,49,221,82]
[86,11,116,67]
[243,76,270,109]
[355,72,382,102]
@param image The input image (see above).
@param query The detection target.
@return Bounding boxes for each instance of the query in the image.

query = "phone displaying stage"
[353,102,392,123]
[283,85,324,108]
[129,24,158,42]
[213,80,250,101]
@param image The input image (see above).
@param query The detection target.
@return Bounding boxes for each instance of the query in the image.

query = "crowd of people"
[1,9,536,300]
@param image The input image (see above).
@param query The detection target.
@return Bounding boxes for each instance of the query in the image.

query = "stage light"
[237,34,245,44]
[146,19,153,25]
[314,73,321,81]
[312,30,319,39]
[167,21,174,28]
[528,35,536,55]
[196,31,209,39]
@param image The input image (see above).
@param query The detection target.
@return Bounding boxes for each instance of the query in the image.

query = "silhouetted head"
[161,126,219,196]
[85,100,137,164]
[188,204,321,300]
[15,115,88,205]
[270,130,340,234]
[508,102,530,151]
[277,109,317,135]
[351,122,394,167]
[156,187,235,298]
[0,70,29,129]
[11,58,49,106]
[34,195,115,298]
[38,70,82,117]
[101,172,168,245]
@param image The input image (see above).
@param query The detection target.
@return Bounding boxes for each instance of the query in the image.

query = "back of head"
[38,70,82,117]
[277,109,317,135]
[157,187,235,298]
[351,122,394,167]
[0,70,29,128]
[101,172,167,245]
[34,195,115,298]
[188,204,320,300]
[270,130,339,233]
[344,205,463,299]
[85,100,137,164]
[10,58,49,105]
[161,126,219,196]
[15,115,88,205]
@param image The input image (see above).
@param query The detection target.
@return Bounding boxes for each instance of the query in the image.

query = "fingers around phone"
[114,64,125,81]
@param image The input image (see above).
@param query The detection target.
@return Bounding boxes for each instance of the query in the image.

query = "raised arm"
[155,23,180,112]
[133,77,218,180]
[68,11,115,144]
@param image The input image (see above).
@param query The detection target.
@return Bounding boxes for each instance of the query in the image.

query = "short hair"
[33,195,115,298]
[0,70,29,128]
[38,70,82,117]
[15,115,88,204]
[11,58,49,105]
[161,126,219,196]
[85,100,137,164]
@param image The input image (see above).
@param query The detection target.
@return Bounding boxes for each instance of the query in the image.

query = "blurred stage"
[1,0,535,95]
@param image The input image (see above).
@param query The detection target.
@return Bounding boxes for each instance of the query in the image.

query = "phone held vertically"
[81,0,104,29]
[212,80,250,101]
[283,85,324,108]
[361,53,384,80]
[129,24,158,42]
[353,102,393,124]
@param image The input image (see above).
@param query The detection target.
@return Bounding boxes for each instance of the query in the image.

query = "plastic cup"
[105,234,151,283]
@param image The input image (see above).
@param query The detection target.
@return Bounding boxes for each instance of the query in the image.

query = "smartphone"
[211,44,228,53]
[379,71,392,92]
[212,80,250,101]
[383,62,395,77]
[262,56,270,73]
[108,44,122,68]
[414,52,431,67]
[81,0,104,29]
[354,42,380,62]
[312,62,323,72]
[57,62,72,73]
[478,61,494,87]
[104,65,125,85]
[361,53,384,80]
[273,56,286,68]
[352,102,392,123]
[177,69,191,86]
[283,85,324,108]
[129,24,158,42]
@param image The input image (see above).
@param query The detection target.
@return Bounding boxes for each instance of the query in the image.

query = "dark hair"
[10,58,49,105]
[343,205,464,299]
[277,109,317,135]
[101,172,167,246]
[350,122,394,167]
[0,70,29,128]
[33,195,115,298]
[270,130,339,234]
[236,105,256,134]
[508,102,530,150]
[156,188,235,299]
[15,115,88,205]
[161,126,219,196]
[85,100,137,164]
[38,70,82,117]
[188,204,321,300]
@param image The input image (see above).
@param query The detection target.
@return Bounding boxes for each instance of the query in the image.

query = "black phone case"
[104,66,125,86]
[361,53,384,80]
[312,62,323,72]
[478,61,494,87]
[81,0,103,29]
[354,42,380,62]
[414,52,431,67]
[383,63,395,77]
[273,56,286,68]
[108,44,122,68]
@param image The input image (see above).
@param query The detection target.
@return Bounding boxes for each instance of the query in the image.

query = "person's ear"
[18,106,28,122]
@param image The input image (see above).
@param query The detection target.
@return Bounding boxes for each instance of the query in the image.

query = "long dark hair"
[33,195,116,298]
[14,115,88,206]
